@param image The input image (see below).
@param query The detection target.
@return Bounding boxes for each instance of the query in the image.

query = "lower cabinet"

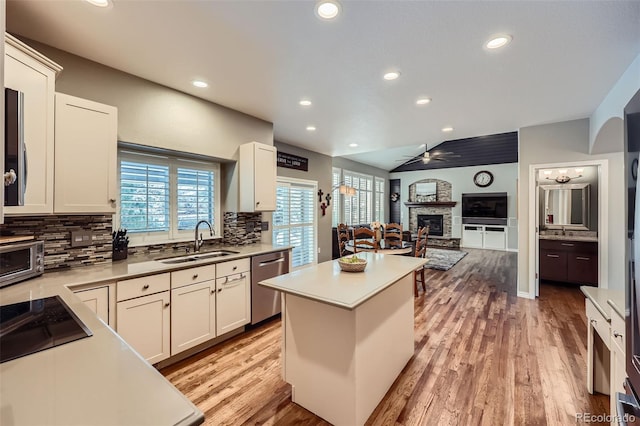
[540,239,598,285]
[216,258,251,336]
[611,309,627,421]
[116,274,171,364]
[462,225,506,250]
[73,283,115,327]
[170,265,217,356]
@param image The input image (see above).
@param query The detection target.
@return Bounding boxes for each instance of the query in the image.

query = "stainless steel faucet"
[194,220,214,252]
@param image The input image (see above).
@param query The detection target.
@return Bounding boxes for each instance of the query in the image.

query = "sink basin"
[156,250,239,264]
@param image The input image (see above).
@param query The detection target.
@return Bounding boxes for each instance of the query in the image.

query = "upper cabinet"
[4,34,62,215]
[54,93,118,213]
[239,142,277,212]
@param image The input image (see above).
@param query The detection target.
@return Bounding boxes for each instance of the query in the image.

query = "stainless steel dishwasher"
[251,250,289,324]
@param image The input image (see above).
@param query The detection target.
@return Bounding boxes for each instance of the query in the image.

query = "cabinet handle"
[614,331,624,339]
[164,302,170,307]
[561,243,574,247]
[233,266,238,270]
[591,319,597,325]
[217,288,222,293]
[193,274,199,279]
[576,256,590,261]
[224,274,245,285]
[546,254,560,258]
[256,201,260,206]
[211,290,215,295]
[109,198,116,203]
[142,284,150,290]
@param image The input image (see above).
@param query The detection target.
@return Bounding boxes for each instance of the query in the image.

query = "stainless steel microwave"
[0,240,44,288]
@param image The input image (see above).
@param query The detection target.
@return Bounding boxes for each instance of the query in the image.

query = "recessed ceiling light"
[299,99,312,106]
[315,1,341,20]
[416,98,431,105]
[85,0,110,6]
[543,170,552,175]
[192,80,208,88]
[575,168,584,173]
[306,125,317,132]
[558,169,568,174]
[442,127,454,132]
[349,143,358,148]
[485,34,512,50]
[383,71,401,81]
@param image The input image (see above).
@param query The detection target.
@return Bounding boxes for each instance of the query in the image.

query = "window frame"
[272,176,318,270]
[333,168,387,226]
[117,149,221,246]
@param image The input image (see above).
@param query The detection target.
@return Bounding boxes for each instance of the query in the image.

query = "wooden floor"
[161,248,609,425]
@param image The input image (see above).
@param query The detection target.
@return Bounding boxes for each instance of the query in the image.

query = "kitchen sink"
[155,250,239,264]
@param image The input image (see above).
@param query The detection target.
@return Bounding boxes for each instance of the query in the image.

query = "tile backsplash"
[0,212,263,270]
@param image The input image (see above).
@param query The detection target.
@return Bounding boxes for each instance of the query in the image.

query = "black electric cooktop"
[0,296,92,363]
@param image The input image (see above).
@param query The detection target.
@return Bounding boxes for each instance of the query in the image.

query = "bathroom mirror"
[541,183,590,230]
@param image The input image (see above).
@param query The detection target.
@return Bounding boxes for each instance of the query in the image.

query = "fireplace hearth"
[418,214,444,237]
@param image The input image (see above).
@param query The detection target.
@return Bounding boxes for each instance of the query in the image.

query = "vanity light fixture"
[383,71,401,81]
[306,125,317,132]
[85,0,111,7]
[442,126,454,132]
[545,168,583,184]
[192,80,208,88]
[485,34,512,50]
[299,99,312,106]
[315,1,341,20]
[416,98,431,106]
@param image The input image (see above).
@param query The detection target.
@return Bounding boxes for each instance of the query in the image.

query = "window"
[343,170,373,225]
[332,167,341,227]
[375,177,385,222]
[333,168,386,225]
[273,178,317,269]
[118,150,220,244]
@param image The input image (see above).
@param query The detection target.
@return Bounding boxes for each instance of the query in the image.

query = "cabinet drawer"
[539,239,597,253]
[586,299,610,350]
[611,309,626,356]
[568,253,598,285]
[171,264,216,289]
[117,273,170,302]
[217,258,250,277]
[539,250,568,281]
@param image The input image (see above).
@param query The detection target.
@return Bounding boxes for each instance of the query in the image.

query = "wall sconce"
[544,168,583,184]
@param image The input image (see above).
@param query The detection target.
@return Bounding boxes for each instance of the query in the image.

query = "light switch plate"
[71,230,92,247]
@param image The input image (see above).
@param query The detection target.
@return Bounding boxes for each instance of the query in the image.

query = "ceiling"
[6,1,640,171]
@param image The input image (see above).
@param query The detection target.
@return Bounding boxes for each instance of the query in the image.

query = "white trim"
[506,248,519,253]
[526,159,609,299]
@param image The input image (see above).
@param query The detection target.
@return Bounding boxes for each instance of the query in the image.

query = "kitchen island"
[259,252,427,426]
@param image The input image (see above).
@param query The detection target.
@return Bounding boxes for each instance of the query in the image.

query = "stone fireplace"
[417,214,444,237]
[407,178,460,249]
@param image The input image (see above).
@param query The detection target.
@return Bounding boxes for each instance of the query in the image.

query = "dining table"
[345,239,413,255]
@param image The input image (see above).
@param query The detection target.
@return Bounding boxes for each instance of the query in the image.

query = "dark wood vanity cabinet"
[539,239,598,285]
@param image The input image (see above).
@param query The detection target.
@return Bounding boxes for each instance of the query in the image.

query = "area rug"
[424,248,468,271]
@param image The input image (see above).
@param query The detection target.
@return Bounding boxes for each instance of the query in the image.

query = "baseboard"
[517,291,535,299]
[506,248,519,253]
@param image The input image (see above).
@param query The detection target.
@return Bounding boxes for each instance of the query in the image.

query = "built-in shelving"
[403,201,457,207]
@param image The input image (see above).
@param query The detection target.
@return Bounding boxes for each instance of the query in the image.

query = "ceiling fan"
[397,147,461,165]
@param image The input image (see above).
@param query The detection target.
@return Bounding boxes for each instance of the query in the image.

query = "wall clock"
[390,192,399,202]
[473,170,494,188]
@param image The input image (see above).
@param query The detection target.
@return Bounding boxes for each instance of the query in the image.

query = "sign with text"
[277,151,308,172]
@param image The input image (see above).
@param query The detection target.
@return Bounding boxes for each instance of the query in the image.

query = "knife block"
[112,246,128,261]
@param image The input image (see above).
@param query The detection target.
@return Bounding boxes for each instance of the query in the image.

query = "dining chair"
[413,226,430,297]
[352,227,378,253]
[384,223,403,249]
[336,223,350,257]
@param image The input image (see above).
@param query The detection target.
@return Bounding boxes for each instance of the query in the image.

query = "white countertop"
[539,235,598,242]
[580,286,625,321]
[259,252,427,310]
[0,243,291,426]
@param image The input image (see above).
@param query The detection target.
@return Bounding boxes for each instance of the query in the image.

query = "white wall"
[390,163,519,250]
[1,4,5,224]
[518,118,625,294]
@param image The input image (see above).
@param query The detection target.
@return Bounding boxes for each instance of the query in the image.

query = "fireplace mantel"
[404,201,457,207]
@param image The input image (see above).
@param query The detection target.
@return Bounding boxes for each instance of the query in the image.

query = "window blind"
[120,160,170,232]
[177,167,215,230]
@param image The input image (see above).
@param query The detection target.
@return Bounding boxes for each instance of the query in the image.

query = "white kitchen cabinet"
[116,274,171,364]
[170,264,216,356]
[4,34,61,215]
[73,283,116,327]
[239,142,277,212]
[216,258,251,335]
[462,225,506,250]
[54,93,117,213]
[610,308,626,423]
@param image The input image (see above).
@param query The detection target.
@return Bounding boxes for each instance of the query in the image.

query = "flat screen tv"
[462,192,508,222]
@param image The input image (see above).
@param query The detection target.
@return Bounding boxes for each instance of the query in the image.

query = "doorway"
[529,160,609,297]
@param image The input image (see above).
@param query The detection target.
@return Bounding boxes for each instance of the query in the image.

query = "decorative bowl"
[338,256,368,272]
